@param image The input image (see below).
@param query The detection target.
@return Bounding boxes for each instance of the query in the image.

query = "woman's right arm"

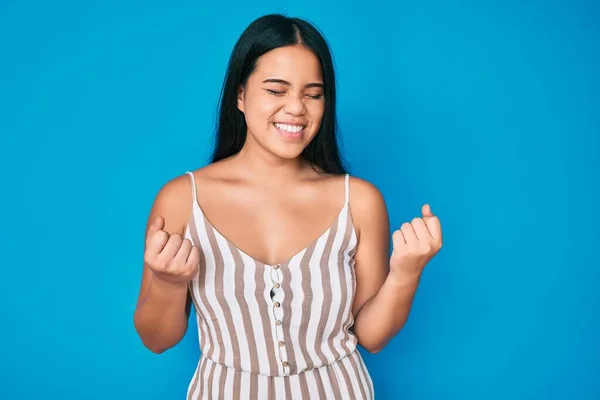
[133,176,198,354]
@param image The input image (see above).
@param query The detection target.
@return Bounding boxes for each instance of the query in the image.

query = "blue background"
[1,0,599,399]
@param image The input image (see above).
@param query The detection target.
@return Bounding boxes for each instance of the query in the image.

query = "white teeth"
[275,123,304,133]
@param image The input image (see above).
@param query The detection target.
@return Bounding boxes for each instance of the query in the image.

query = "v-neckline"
[191,200,349,267]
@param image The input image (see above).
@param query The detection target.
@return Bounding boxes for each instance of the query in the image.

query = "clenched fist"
[144,216,200,285]
[390,204,443,277]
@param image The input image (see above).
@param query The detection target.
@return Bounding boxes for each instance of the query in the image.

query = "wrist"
[387,268,422,288]
[150,274,189,293]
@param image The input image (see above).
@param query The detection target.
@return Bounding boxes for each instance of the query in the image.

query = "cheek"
[244,94,280,125]
[307,102,325,125]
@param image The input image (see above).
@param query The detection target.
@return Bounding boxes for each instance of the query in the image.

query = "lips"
[274,122,306,133]
[273,122,306,140]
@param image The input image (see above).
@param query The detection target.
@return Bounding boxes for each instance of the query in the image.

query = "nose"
[283,94,305,116]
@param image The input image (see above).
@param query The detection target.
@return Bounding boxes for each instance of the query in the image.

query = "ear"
[237,85,245,113]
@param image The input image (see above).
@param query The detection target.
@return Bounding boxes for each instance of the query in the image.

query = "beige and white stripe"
[184,171,374,399]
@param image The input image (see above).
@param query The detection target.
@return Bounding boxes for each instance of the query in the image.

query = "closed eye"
[266,89,284,96]
[265,89,323,100]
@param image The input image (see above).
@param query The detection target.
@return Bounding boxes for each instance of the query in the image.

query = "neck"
[232,139,309,184]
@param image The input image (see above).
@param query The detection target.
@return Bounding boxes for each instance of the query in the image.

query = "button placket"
[269,264,290,376]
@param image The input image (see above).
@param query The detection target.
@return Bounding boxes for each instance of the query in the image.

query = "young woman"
[134,13,442,399]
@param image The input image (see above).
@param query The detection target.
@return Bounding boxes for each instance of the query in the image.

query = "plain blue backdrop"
[1,0,599,399]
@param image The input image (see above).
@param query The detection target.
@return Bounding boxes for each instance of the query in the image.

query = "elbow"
[354,329,384,354]
[357,337,384,354]
[146,343,170,354]
[136,333,176,354]
[365,344,383,354]
[133,313,180,354]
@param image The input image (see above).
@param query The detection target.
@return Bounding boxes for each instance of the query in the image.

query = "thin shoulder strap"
[344,173,350,204]
[186,171,198,204]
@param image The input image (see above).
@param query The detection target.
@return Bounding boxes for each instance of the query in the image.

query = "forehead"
[252,45,323,83]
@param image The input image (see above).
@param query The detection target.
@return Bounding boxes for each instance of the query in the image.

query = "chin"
[268,128,314,159]
[247,126,314,160]
[271,145,306,160]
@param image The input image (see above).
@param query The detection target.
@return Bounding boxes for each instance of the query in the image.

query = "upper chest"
[191,175,352,266]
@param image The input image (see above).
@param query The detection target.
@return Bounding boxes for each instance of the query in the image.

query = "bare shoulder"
[347,176,389,237]
[147,171,197,236]
[156,172,194,201]
[348,176,388,214]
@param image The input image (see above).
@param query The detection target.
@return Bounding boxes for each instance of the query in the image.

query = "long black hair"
[210,14,349,175]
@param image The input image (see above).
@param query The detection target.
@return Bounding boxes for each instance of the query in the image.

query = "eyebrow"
[262,78,324,89]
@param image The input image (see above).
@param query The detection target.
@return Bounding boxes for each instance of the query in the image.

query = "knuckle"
[154,257,167,270]
[187,260,199,272]
[169,233,182,244]
[158,230,169,241]
[149,232,163,248]
[421,244,433,254]
[186,262,198,274]
[171,256,183,268]
[155,233,170,250]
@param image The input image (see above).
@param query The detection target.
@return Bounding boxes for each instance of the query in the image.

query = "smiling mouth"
[273,122,306,140]
[274,122,306,132]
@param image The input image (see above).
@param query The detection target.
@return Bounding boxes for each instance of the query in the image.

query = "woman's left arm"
[349,178,443,354]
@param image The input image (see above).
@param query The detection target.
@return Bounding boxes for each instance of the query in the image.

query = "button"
[282,361,289,367]
[274,302,280,308]
[278,341,285,347]
[275,320,282,326]
[273,264,280,270]
[274,282,280,288]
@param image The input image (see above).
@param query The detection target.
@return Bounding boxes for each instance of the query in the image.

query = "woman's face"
[237,44,325,160]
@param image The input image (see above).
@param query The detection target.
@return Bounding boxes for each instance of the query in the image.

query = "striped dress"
[183,171,375,399]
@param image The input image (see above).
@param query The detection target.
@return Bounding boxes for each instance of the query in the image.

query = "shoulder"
[153,161,233,211]
[154,171,195,208]
[347,175,389,236]
[347,175,387,212]
[158,162,225,199]
[147,170,201,236]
